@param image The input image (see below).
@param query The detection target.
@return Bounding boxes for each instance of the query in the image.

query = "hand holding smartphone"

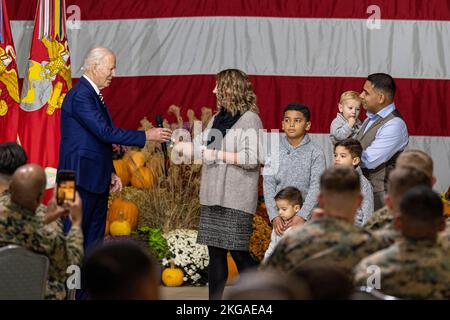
[56,170,76,206]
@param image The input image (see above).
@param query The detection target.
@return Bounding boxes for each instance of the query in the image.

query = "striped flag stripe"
[8,1,450,191]
[12,18,450,80]
[8,0,450,21]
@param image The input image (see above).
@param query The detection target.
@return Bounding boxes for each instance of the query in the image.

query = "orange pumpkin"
[444,201,450,217]
[131,166,154,189]
[162,263,184,287]
[440,191,450,217]
[107,198,139,230]
[125,150,145,173]
[226,253,239,284]
[113,159,131,186]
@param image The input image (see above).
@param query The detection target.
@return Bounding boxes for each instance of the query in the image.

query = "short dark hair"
[290,261,353,300]
[225,270,311,300]
[0,142,28,176]
[400,186,443,223]
[283,103,311,122]
[275,187,303,206]
[320,166,360,193]
[83,241,159,300]
[334,139,363,159]
[367,73,396,99]
[387,167,432,199]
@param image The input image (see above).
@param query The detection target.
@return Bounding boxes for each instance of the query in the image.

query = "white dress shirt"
[83,74,100,95]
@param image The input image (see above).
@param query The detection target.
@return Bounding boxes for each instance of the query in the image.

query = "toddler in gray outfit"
[330,91,362,145]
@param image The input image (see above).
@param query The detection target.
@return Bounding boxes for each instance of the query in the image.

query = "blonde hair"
[215,69,258,115]
[339,91,361,104]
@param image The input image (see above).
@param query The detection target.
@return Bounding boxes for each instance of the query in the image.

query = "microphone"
[155,115,168,176]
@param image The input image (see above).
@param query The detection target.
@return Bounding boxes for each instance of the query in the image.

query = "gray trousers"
[373,191,385,212]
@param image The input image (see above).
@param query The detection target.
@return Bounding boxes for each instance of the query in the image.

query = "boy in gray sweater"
[263,103,326,237]
[334,138,374,225]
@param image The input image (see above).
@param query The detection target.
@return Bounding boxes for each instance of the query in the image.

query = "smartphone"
[56,170,76,206]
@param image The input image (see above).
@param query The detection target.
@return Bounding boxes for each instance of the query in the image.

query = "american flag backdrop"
[6,0,450,191]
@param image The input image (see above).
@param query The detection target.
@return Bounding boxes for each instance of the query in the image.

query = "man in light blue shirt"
[356,73,409,210]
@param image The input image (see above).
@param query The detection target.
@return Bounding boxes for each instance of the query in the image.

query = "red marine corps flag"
[0,0,20,142]
[19,0,71,195]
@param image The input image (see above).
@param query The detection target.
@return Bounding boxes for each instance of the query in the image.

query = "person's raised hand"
[65,191,83,227]
[348,116,356,128]
[44,190,69,224]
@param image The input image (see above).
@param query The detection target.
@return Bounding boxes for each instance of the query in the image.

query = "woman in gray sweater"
[173,69,263,300]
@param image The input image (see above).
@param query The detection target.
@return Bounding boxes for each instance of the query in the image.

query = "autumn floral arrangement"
[107,105,212,286]
[249,177,272,262]
[107,105,272,285]
[161,229,209,286]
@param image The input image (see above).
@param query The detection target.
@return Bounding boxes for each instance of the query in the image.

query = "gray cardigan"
[355,166,375,226]
[263,134,326,221]
[199,111,263,214]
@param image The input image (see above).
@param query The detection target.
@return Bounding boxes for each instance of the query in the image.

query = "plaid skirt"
[197,205,253,251]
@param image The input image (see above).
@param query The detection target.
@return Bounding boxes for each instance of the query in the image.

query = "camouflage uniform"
[363,205,393,231]
[0,192,83,300]
[362,204,403,244]
[372,226,401,245]
[354,238,450,299]
[35,202,65,234]
[369,211,450,247]
[1,191,64,230]
[263,216,392,273]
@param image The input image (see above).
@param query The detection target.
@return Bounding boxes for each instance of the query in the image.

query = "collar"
[282,133,311,150]
[4,196,37,219]
[83,74,101,95]
[311,215,357,231]
[366,103,396,120]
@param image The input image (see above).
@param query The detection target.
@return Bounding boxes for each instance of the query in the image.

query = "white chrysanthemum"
[163,229,209,285]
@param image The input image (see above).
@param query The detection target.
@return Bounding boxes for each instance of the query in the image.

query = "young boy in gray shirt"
[334,138,374,225]
[263,103,326,237]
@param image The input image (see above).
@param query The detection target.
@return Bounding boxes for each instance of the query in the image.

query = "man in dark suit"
[58,47,172,253]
